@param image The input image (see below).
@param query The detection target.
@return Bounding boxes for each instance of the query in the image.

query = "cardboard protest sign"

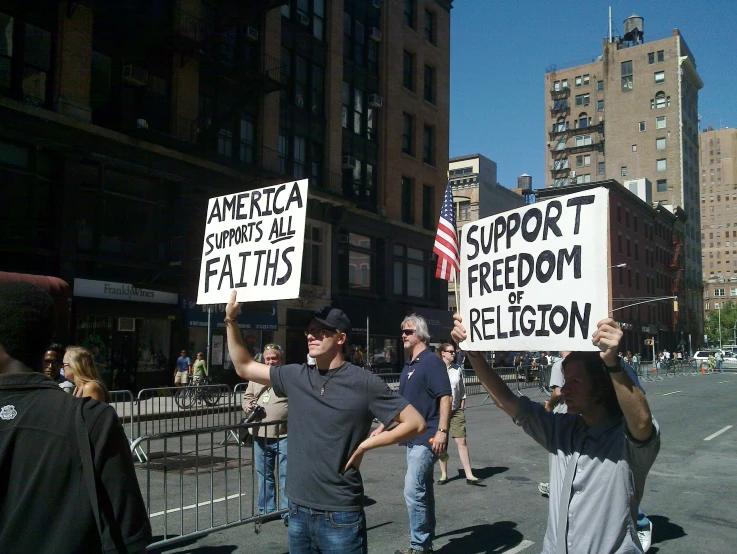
[459,187,609,352]
[197,179,308,305]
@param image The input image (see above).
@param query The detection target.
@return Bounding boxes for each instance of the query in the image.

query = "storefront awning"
[0,272,70,297]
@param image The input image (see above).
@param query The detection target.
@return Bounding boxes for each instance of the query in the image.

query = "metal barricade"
[136,384,234,440]
[131,419,288,550]
[110,389,135,441]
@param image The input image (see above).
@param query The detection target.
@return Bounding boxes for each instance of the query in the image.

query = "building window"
[311,65,324,115]
[582,74,590,86]
[423,65,435,104]
[424,9,435,43]
[656,116,666,129]
[556,139,566,150]
[639,121,646,132]
[715,288,726,297]
[632,144,637,152]
[313,0,325,40]
[354,21,364,65]
[652,92,670,109]
[621,60,633,91]
[648,52,655,64]
[554,158,568,170]
[423,124,435,165]
[598,161,605,174]
[656,158,666,172]
[343,13,351,58]
[657,50,664,62]
[576,154,591,167]
[575,93,590,106]
[342,82,350,128]
[575,75,582,87]
[597,80,604,92]
[239,113,255,164]
[458,200,471,220]
[293,135,306,178]
[575,134,592,146]
[348,233,372,290]
[402,51,414,90]
[621,166,628,177]
[561,79,568,89]
[597,99,604,112]
[656,137,666,151]
[302,222,325,286]
[401,176,413,223]
[553,80,560,91]
[394,244,426,298]
[402,113,413,155]
[353,88,364,135]
[654,71,665,83]
[657,179,667,192]
[422,185,434,230]
[295,55,307,108]
[278,128,288,173]
[403,0,415,28]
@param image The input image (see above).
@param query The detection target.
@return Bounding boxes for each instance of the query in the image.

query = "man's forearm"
[438,395,451,429]
[466,351,521,419]
[610,369,653,441]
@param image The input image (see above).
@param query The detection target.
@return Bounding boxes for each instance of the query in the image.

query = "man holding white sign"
[224,292,426,554]
[452,189,660,553]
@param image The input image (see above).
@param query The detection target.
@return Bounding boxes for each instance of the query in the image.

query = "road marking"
[502,540,535,554]
[719,380,729,383]
[149,492,247,518]
[704,425,733,441]
[662,390,681,396]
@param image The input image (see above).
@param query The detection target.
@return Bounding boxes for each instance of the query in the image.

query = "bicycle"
[173,374,222,408]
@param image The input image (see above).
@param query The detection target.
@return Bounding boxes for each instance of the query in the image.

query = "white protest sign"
[197,179,308,305]
[459,187,609,352]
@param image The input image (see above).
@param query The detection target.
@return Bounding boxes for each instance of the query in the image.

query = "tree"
[703,302,737,347]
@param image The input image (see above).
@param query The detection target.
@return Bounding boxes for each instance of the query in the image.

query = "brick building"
[537,180,689,357]
[543,15,703,349]
[0,0,453,387]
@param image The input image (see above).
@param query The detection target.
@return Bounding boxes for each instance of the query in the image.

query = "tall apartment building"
[699,127,737,316]
[446,153,525,310]
[0,0,453,386]
[544,15,704,347]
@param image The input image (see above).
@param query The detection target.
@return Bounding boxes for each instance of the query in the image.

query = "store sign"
[184,300,278,330]
[459,187,609,352]
[74,278,178,305]
[197,179,309,305]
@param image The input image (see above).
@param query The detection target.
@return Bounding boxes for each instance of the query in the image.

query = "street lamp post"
[719,304,722,349]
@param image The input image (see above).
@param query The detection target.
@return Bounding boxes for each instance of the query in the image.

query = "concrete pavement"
[142,371,737,553]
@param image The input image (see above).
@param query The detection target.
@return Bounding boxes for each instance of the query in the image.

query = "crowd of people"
[0,280,660,554]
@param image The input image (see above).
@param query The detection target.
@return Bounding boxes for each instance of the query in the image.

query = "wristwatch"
[605,358,624,374]
[437,428,448,434]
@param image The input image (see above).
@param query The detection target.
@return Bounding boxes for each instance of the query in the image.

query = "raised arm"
[451,314,521,420]
[225,290,272,386]
[592,318,654,442]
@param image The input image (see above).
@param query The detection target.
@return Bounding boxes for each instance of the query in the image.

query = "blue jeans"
[254,436,288,517]
[288,503,367,553]
[404,444,437,551]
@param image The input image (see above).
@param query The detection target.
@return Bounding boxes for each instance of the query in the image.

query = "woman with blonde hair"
[63,346,110,402]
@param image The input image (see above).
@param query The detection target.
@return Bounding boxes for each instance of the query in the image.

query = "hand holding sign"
[591,318,623,366]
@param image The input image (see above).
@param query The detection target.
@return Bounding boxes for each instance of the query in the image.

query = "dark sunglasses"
[304,327,336,338]
[401,329,415,336]
[443,350,456,354]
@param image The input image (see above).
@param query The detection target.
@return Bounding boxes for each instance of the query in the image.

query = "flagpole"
[453,266,460,314]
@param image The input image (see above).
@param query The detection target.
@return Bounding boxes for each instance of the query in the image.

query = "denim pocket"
[289,503,299,517]
[327,510,363,527]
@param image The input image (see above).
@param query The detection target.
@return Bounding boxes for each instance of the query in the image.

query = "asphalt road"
[143,372,737,554]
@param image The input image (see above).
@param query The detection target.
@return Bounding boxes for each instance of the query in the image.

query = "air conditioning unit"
[121,64,148,87]
[371,0,381,8]
[342,155,356,169]
[369,27,382,41]
[246,26,259,41]
[368,94,383,108]
[297,12,310,26]
[136,118,149,129]
[118,317,136,332]
[570,171,577,178]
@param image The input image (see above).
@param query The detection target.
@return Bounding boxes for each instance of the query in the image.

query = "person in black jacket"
[0,282,152,553]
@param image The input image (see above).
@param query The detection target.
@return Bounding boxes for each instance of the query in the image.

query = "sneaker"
[395,549,432,554]
[637,520,653,552]
[538,482,550,497]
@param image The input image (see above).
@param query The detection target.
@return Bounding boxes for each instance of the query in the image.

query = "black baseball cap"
[312,306,351,335]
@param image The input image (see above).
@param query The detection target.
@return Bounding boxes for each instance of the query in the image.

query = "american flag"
[433,183,460,281]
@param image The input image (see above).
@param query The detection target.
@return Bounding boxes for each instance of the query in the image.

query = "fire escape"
[669,234,683,327]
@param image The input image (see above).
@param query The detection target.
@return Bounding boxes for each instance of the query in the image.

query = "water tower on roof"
[623,14,644,45]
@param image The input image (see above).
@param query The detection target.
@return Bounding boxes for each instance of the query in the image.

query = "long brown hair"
[65,346,110,400]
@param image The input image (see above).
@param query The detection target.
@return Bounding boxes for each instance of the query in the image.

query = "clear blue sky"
[450,0,737,189]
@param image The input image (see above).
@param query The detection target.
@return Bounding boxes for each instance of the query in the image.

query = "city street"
[143,372,737,553]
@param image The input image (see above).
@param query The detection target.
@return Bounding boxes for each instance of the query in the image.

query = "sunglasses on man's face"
[444,350,456,355]
[401,329,415,336]
[304,327,337,339]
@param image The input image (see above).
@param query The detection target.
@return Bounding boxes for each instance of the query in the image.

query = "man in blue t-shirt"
[174,350,191,386]
[374,314,451,554]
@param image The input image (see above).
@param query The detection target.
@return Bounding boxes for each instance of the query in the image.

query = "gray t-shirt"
[270,362,408,512]
[548,359,567,414]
